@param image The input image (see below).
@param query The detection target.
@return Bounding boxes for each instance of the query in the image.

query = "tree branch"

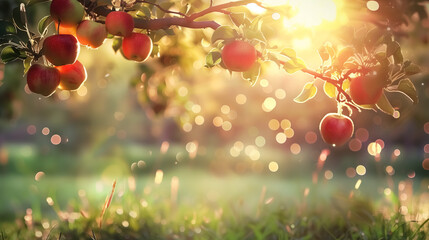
[187,0,258,21]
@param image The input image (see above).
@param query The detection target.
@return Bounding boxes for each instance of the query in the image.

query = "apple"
[76,20,107,48]
[50,0,84,28]
[319,113,354,146]
[55,60,87,90]
[122,33,152,62]
[43,34,80,66]
[221,40,257,72]
[27,64,60,96]
[55,22,77,36]
[349,75,384,105]
[105,11,134,37]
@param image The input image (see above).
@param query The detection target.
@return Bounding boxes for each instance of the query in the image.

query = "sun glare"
[285,0,337,27]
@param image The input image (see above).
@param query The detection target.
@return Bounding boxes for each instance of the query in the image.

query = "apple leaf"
[334,46,354,67]
[393,46,403,64]
[323,81,336,98]
[229,13,246,27]
[242,62,261,86]
[318,46,329,62]
[0,21,17,36]
[153,29,174,42]
[27,0,50,6]
[386,41,400,57]
[150,44,159,57]
[404,63,421,76]
[389,78,418,103]
[283,58,306,74]
[23,57,32,75]
[294,82,317,103]
[205,50,222,68]
[243,28,266,43]
[376,92,395,116]
[1,46,21,63]
[112,37,122,53]
[38,15,53,35]
[281,48,297,59]
[211,26,238,44]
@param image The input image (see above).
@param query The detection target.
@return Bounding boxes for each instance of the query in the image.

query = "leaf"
[243,28,266,43]
[229,13,246,27]
[283,58,306,74]
[23,57,32,74]
[38,15,53,35]
[153,29,174,42]
[1,46,21,63]
[211,26,238,44]
[184,3,191,15]
[27,0,50,6]
[0,21,17,35]
[318,46,329,62]
[335,46,354,66]
[324,82,336,98]
[404,63,421,76]
[376,92,394,116]
[395,78,418,103]
[205,50,222,68]
[365,27,385,50]
[386,41,400,57]
[374,52,389,66]
[294,82,317,103]
[242,62,261,86]
[133,5,152,18]
[393,47,403,64]
[281,48,297,59]
[112,37,122,53]
[150,44,159,57]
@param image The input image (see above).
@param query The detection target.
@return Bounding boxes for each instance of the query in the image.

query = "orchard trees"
[0,0,425,147]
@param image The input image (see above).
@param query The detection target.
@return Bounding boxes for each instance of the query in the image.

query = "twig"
[136,0,187,17]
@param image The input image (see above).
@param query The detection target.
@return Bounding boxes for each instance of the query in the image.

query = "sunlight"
[286,0,337,27]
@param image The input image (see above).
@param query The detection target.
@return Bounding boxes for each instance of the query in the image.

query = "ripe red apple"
[122,33,152,62]
[50,0,84,28]
[55,60,87,90]
[27,64,60,97]
[349,75,384,105]
[105,11,134,37]
[221,40,257,72]
[76,20,107,48]
[319,113,354,146]
[43,34,80,66]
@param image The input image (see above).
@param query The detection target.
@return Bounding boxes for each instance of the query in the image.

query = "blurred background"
[0,0,428,228]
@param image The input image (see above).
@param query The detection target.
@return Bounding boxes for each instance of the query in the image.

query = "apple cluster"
[27,0,153,97]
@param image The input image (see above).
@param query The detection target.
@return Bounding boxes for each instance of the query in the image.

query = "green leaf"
[323,82,336,98]
[1,46,21,63]
[404,63,421,76]
[27,0,50,6]
[38,15,53,35]
[211,26,238,44]
[241,62,261,86]
[393,47,403,64]
[243,28,266,43]
[153,29,174,42]
[112,37,122,53]
[0,21,17,35]
[395,78,418,103]
[133,5,152,18]
[386,41,400,57]
[294,82,317,103]
[365,27,385,50]
[205,50,222,68]
[23,57,32,74]
[281,48,297,59]
[229,13,246,27]
[374,52,389,66]
[283,58,306,74]
[376,92,394,116]
[150,44,159,57]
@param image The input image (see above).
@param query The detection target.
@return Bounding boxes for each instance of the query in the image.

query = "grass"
[0,167,428,239]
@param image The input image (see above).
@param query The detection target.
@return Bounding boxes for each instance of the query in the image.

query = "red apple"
[221,40,257,72]
[105,11,134,37]
[27,64,60,96]
[122,33,152,62]
[50,0,84,28]
[76,20,107,49]
[319,113,354,146]
[349,75,384,105]
[55,60,87,90]
[55,22,77,37]
[43,34,80,66]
